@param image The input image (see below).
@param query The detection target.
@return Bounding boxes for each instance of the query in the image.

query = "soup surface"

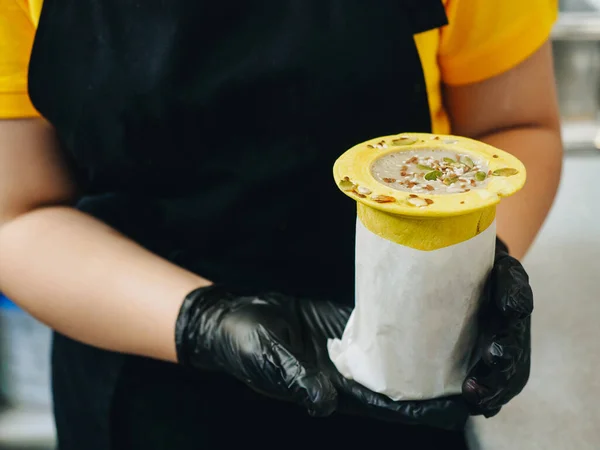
[371,149,490,195]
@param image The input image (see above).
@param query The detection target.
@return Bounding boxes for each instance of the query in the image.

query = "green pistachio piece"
[492,168,519,177]
[424,170,443,181]
[339,179,356,191]
[443,175,459,186]
[461,156,475,169]
[391,137,417,146]
[475,171,487,182]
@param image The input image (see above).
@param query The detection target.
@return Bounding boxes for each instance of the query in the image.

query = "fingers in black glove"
[334,377,470,430]
[175,286,338,417]
[463,246,533,416]
[490,253,534,321]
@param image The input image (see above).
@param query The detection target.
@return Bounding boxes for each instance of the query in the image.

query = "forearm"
[478,126,562,259]
[0,206,210,362]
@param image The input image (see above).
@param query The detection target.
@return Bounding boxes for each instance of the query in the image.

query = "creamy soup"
[371,149,490,195]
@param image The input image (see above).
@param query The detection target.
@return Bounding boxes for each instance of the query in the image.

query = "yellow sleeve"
[439,0,558,86]
[0,0,41,118]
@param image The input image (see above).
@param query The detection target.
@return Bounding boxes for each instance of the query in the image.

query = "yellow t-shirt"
[1,0,557,134]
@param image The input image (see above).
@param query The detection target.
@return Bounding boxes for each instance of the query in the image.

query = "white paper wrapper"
[328,217,496,401]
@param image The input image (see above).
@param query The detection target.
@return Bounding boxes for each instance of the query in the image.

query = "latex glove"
[298,300,471,431]
[175,285,338,417]
[462,238,533,417]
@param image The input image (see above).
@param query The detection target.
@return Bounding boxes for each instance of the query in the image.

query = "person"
[0,1,561,449]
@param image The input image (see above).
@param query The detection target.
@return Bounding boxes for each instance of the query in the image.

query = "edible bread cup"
[327,132,526,401]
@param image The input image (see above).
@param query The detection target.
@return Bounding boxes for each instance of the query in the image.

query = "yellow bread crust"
[334,132,526,219]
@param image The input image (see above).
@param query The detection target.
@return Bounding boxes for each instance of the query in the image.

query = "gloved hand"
[174,285,468,429]
[174,285,338,417]
[462,237,533,418]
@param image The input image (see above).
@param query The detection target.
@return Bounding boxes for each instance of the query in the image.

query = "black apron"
[28,1,463,448]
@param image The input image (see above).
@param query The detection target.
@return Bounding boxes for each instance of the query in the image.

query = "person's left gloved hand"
[462,237,533,418]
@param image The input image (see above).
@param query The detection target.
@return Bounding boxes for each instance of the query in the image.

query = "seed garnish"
[368,140,388,150]
[461,156,475,169]
[373,150,490,195]
[391,137,417,146]
[443,175,459,186]
[339,178,356,191]
[407,196,430,207]
[372,195,396,203]
[492,168,519,177]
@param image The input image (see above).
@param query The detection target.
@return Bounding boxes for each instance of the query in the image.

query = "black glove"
[175,285,338,417]
[462,238,533,418]
[174,285,468,429]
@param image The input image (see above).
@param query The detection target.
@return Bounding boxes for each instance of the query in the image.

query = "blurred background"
[466,1,600,448]
[1,1,600,449]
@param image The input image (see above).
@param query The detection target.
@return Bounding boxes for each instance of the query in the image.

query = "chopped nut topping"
[339,178,356,191]
[368,140,388,150]
[391,137,417,146]
[372,149,490,195]
[372,195,396,203]
[407,197,429,207]
[492,168,519,177]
